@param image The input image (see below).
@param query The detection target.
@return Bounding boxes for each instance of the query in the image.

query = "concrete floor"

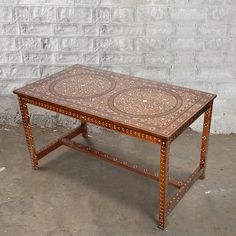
[0,125,235,236]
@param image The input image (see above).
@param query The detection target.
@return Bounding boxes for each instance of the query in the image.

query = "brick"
[12,65,40,78]
[57,7,73,22]
[197,67,234,82]
[19,0,42,3]
[94,7,110,23]
[57,7,93,23]
[170,7,206,21]
[137,38,167,52]
[21,23,53,35]
[199,24,227,36]
[19,0,74,4]
[111,8,135,23]
[196,52,224,66]
[59,37,94,51]
[0,0,17,3]
[171,81,216,96]
[153,0,185,4]
[101,24,144,36]
[54,24,82,35]
[226,55,236,64]
[0,53,3,62]
[30,7,56,22]
[228,9,236,24]
[41,37,58,51]
[0,37,15,50]
[83,24,98,36]
[145,53,174,66]
[137,7,167,23]
[0,6,12,22]
[40,65,66,77]
[55,52,83,64]
[84,52,99,64]
[23,52,53,64]
[188,0,206,4]
[171,38,203,50]
[75,0,99,4]
[7,52,21,63]
[175,52,195,65]
[101,53,142,64]
[213,84,236,98]
[16,37,41,50]
[176,24,197,36]
[205,38,233,51]
[0,65,11,78]
[146,23,175,37]
[0,52,21,63]
[97,38,135,52]
[113,38,135,52]
[229,25,236,36]
[101,0,151,6]
[208,0,225,4]
[190,0,225,4]
[18,37,58,51]
[171,65,196,82]
[226,0,236,5]
[14,6,29,21]
[131,66,170,81]
[101,65,130,75]
[207,7,229,22]
[0,23,18,34]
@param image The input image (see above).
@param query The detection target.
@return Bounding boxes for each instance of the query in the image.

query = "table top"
[14,64,216,140]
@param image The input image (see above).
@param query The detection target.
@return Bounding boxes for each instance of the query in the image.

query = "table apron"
[19,96,163,144]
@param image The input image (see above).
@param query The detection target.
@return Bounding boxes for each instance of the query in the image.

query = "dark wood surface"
[14,64,216,139]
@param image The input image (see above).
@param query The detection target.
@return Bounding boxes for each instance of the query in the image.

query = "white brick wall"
[0,0,236,133]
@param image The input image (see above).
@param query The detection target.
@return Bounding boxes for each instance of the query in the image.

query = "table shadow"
[38,141,192,225]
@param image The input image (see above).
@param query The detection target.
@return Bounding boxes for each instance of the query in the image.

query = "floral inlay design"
[14,64,216,138]
[108,87,182,117]
[49,72,116,99]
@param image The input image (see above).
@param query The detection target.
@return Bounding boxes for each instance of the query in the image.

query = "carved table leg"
[18,96,38,170]
[81,121,88,138]
[158,140,170,229]
[199,102,213,180]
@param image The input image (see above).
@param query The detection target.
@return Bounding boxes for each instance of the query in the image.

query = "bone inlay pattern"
[108,87,182,117]
[14,64,216,230]
[49,72,116,99]
[14,64,216,139]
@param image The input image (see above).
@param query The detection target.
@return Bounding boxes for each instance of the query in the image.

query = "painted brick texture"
[0,0,235,133]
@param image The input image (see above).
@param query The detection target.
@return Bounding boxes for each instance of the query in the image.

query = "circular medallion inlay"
[108,87,183,117]
[49,72,116,99]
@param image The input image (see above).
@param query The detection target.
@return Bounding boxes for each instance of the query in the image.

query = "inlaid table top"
[14,64,216,140]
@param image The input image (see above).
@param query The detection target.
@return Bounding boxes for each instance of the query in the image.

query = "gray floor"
[0,125,235,236]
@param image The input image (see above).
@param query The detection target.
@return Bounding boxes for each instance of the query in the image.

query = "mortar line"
[98,0,101,68]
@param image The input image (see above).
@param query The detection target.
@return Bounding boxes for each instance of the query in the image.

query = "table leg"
[159,140,170,229]
[18,97,38,170]
[199,102,213,180]
[81,121,88,138]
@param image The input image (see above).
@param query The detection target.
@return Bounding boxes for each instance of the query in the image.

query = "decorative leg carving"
[18,96,38,170]
[159,140,170,229]
[199,102,213,180]
[81,121,88,138]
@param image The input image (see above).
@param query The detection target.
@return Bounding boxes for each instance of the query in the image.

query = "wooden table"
[14,64,216,229]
